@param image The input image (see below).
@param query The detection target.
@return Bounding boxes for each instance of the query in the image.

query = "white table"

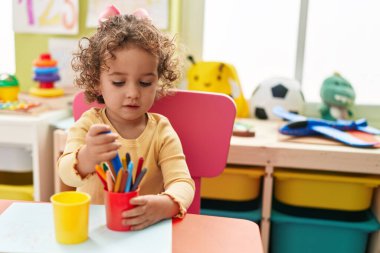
[0,109,70,201]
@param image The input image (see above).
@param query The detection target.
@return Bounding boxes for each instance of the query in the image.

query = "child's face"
[99,45,159,124]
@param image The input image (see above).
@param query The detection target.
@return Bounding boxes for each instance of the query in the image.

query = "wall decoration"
[48,38,78,88]
[13,0,78,34]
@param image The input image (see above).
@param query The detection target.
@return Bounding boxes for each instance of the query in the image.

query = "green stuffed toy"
[320,73,355,121]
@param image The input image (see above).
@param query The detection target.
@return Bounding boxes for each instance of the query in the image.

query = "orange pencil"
[95,170,107,190]
[95,164,106,181]
[113,168,123,192]
[121,157,126,171]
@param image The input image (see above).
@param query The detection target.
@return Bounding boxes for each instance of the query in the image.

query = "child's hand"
[121,194,180,231]
[77,124,121,175]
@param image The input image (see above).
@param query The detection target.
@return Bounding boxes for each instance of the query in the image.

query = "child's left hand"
[121,194,179,231]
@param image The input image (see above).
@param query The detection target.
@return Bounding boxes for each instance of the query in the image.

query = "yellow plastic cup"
[50,191,91,244]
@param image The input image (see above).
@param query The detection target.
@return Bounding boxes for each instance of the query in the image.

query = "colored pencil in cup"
[122,157,126,171]
[126,152,131,167]
[106,170,114,192]
[95,164,106,181]
[113,168,123,192]
[95,165,107,190]
[135,157,144,184]
[102,162,116,182]
[111,153,123,176]
[120,169,128,193]
[131,168,147,191]
[125,161,134,192]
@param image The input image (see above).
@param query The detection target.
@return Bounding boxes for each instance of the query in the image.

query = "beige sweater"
[58,108,195,217]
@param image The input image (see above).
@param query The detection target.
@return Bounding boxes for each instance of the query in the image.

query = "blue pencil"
[125,161,134,192]
[111,153,123,176]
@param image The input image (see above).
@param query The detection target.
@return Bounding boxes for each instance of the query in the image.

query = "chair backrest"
[73,90,236,214]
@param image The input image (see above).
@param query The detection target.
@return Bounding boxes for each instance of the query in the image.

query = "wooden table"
[228,119,380,253]
[0,200,263,253]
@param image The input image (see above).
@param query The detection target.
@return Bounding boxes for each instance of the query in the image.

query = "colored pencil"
[106,170,114,192]
[95,164,106,181]
[102,162,116,182]
[135,157,144,184]
[95,170,107,190]
[111,153,123,176]
[119,169,128,193]
[125,161,134,192]
[131,168,147,191]
[121,157,126,171]
[113,168,123,192]
[126,152,131,167]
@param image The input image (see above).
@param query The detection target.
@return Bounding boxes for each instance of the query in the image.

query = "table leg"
[260,163,273,253]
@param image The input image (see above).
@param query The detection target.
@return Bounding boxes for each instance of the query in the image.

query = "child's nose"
[126,84,140,98]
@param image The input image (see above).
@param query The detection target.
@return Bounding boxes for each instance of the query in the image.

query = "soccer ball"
[249,77,305,120]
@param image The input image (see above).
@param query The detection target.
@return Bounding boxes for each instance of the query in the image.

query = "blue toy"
[273,106,380,148]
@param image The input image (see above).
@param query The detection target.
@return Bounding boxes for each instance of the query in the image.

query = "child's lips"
[123,104,139,109]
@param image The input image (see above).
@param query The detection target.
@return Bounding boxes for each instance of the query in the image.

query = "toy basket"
[273,169,380,211]
[201,166,264,201]
[0,171,33,200]
[270,208,380,253]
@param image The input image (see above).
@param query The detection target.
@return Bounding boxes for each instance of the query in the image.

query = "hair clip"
[98,5,151,26]
[98,4,121,25]
[132,8,151,21]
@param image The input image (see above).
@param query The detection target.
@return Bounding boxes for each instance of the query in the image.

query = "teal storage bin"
[270,209,380,253]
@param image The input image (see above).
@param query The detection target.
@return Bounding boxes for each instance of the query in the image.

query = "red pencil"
[135,157,144,184]
[95,170,108,191]
[119,170,128,193]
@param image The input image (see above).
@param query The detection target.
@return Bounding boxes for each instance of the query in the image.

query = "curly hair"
[72,14,182,103]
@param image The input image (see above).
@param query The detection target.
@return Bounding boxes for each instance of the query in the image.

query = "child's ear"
[96,95,105,104]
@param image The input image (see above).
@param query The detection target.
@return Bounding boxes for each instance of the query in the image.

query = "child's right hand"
[77,124,121,176]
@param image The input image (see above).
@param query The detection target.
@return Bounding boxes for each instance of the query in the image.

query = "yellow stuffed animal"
[186,56,249,118]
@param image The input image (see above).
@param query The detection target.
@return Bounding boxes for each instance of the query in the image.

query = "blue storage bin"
[270,209,380,253]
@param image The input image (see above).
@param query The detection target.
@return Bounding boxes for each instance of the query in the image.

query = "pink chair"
[73,89,236,214]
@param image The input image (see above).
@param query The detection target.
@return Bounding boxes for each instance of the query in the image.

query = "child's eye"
[112,81,125,87]
[140,81,152,87]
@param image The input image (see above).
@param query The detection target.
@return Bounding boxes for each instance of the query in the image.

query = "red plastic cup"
[104,189,139,231]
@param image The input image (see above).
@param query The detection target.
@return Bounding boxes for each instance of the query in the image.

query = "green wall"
[15,0,180,92]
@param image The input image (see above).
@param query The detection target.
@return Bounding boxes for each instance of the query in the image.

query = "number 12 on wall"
[13,0,78,35]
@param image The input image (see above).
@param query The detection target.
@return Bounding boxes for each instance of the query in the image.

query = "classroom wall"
[15,0,93,92]
[14,0,182,92]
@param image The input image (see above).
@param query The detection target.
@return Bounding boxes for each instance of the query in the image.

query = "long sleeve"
[156,123,195,216]
[57,109,195,212]
[57,108,103,187]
